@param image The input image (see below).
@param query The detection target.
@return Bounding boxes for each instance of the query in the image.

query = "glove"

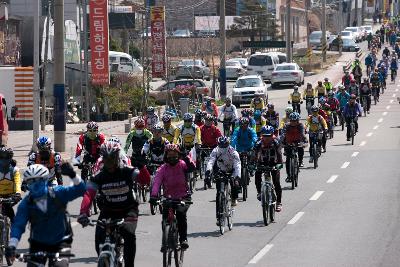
[12,193,22,204]
[61,162,76,178]
[288,101,291,104]
[5,246,16,263]
[10,159,17,167]
[300,101,304,104]
[77,214,90,227]
[149,197,159,206]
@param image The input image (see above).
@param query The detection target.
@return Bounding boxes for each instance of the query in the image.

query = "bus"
[0,94,8,146]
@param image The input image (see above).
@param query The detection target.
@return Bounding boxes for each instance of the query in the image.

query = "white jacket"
[206,146,241,178]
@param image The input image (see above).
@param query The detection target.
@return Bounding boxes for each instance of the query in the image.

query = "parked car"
[361,25,373,35]
[344,27,363,42]
[232,75,268,107]
[196,30,217,37]
[267,52,287,63]
[175,59,211,80]
[0,94,8,146]
[229,57,248,69]
[149,79,210,104]
[271,63,304,88]
[309,31,332,49]
[246,52,279,81]
[225,60,246,80]
[329,36,360,52]
[109,51,143,74]
[340,31,356,42]
[172,29,192,37]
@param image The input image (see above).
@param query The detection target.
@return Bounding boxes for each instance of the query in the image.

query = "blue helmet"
[254,110,262,119]
[36,136,51,150]
[260,125,274,136]
[183,113,193,122]
[217,136,230,148]
[318,97,326,104]
[289,112,300,121]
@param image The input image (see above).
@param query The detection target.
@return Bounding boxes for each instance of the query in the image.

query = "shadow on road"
[282,186,295,191]
[70,257,98,264]
[390,126,400,128]
[187,231,220,238]
[331,143,353,146]
[235,221,265,228]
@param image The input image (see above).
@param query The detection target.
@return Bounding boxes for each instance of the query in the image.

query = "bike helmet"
[311,105,319,112]
[183,113,193,122]
[165,143,180,153]
[153,124,164,132]
[318,97,326,104]
[307,82,312,86]
[195,109,202,116]
[134,118,145,128]
[217,136,230,148]
[350,79,356,83]
[36,136,52,150]
[239,117,250,126]
[100,141,121,157]
[23,164,50,182]
[293,85,299,90]
[162,114,172,123]
[267,103,274,109]
[0,146,13,159]
[86,121,98,130]
[241,108,249,116]
[254,110,262,119]
[328,92,334,97]
[225,97,231,102]
[260,125,274,136]
[324,77,329,81]
[338,85,345,90]
[147,106,155,113]
[204,114,214,121]
[350,94,357,99]
[285,106,294,114]
[108,136,121,145]
[289,112,300,121]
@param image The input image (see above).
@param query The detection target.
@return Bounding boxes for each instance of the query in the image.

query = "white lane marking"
[71,222,79,227]
[366,132,373,137]
[360,141,367,146]
[378,118,384,123]
[309,191,324,201]
[288,212,305,225]
[396,88,399,91]
[383,111,388,116]
[392,94,396,97]
[390,99,394,103]
[386,105,391,110]
[327,175,339,183]
[351,152,359,157]
[248,244,274,264]
[341,162,350,168]
[373,125,379,130]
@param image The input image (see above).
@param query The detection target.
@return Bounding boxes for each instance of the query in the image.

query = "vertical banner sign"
[89,0,109,85]
[150,6,166,78]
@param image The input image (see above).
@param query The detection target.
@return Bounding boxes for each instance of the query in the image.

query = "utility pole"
[41,2,51,131]
[33,0,40,150]
[285,0,292,62]
[355,0,359,25]
[339,0,343,32]
[306,0,311,65]
[53,0,66,152]
[219,0,227,98]
[347,0,353,27]
[83,0,90,122]
[322,0,327,63]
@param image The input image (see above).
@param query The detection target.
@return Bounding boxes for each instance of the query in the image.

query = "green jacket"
[124,128,153,154]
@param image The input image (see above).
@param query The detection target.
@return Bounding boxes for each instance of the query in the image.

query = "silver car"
[309,31,331,49]
[232,75,268,107]
[175,59,211,80]
[226,60,246,80]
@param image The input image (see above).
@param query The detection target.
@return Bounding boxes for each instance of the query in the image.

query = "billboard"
[150,6,166,78]
[89,0,109,85]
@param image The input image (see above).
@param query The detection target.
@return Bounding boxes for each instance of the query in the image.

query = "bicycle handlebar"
[159,197,193,206]
[0,197,16,204]
[88,218,125,227]
[16,252,75,262]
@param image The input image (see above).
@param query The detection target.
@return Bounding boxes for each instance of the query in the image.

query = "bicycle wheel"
[226,184,233,231]
[174,248,183,267]
[218,192,226,235]
[290,158,295,190]
[162,224,173,267]
[269,198,276,223]
[294,156,299,188]
[363,103,367,117]
[351,125,355,145]
[340,116,344,131]
[374,95,377,105]
[242,169,248,201]
[313,144,318,169]
[0,218,5,266]
[97,254,112,267]
[261,188,269,226]
[142,188,148,203]
[189,173,196,193]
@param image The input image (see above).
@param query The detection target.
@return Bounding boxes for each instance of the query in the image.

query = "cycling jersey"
[200,125,222,148]
[253,138,282,165]
[218,104,237,122]
[124,128,153,155]
[180,124,201,148]
[255,117,267,134]
[202,103,218,117]
[326,97,340,111]
[144,114,159,132]
[231,127,258,152]
[75,133,106,160]
[0,165,21,195]
[28,151,62,181]
[315,85,326,95]
[289,91,302,102]
[142,137,170,163]
[348,85,359,96]
[264,111,280,129]
[359,84,371,95]
[162,125,180,144]
[323,82,333,92]
[250,97,265,111]
[280,123,307,144]
[306,114,328,133]
[342,74,354,87]
[206,146,241,178]
[336,91,350,110]
[343,103,362,118]
[303,87,316,98]
[279,116,289,130]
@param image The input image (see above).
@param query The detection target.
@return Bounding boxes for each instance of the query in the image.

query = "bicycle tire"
[226,184,233,231]
[97,254,112,267]
[294,156,299,188]
[269,201,276,223]
[313,144,318,169]
[150,203,157,215]
[174,248,183,267]
[374,96,377,105]
[340,116,344,131]
[218,192,226,235]
[261,189,269,226]
[142,188,148,203]
[363,103,367,117]
[162,224,172,267]
[290,158,295,190]
[351,125,355,145]
[242,169,248,201]
[0,218,4,267]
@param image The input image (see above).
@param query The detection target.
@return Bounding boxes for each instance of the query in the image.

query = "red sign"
[151,6,166,78]
[89,0,109,85]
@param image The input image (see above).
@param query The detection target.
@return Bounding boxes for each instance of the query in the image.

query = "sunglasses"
[26,178,46,186]
[87,129,97,133]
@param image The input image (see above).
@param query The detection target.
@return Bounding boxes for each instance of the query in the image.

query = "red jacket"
[318,109,328,122]
[200,125,222,148]
[75,133,105,160]
[327,97,339,111]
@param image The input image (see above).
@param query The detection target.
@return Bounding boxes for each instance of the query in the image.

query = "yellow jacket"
[0,166,22,196]
[279,116,289,130]
[303,87,316,98]
[180,124,201,148]
[305,115,328,132]
[255,117,267,133]
[162,124,180,144]
[315,85,326,95]
[250,98,265,111]
[289,91,302,103]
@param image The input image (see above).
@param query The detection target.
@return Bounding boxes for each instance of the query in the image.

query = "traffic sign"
[242,40,286,48]
[306,48,312,58]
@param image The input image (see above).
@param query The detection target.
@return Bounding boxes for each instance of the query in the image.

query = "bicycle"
[361,95,369,117]
[239,152,251,201]
[391,68,397,82]
[372,85,379,105]
[0,197,15,266]
[15,251,75,267]
[309,131,323,169]
[180,145,197,194]
[89,219,125,267]
[255,165,277,226]
[214,171,234,235]
[197,147,213,189]
[148,163,163,215]
[285,144,301,190]
[291,101,302,114]
[220,119,233,137]
[305,97,314,115]
[159,198,192,267]
[348,117,357,145]
[338,109,345,131]
[327,112,334,139]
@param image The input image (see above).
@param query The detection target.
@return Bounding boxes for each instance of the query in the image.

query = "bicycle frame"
[16,251,75,267]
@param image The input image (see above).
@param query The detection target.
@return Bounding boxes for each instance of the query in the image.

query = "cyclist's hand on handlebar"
[149,197,159,206]
[12,193,22,204]
[77,214,90,228]
[61,162,76,178]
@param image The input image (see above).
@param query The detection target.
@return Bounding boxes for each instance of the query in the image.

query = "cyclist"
[352,58,363,84]
[150,144,195,250]
[369,68,381,101]
[348,79,359,98]
[280,112,307,172]
[323,78,333,94]
[205,136,241,208]
[365,53,375,75]
[305,105,328,161]
[144,106,159,132]
[78,141,139,267]
[336,85,350,112]
[326,92,340,125]
[200,114,222,148]
[29,136,63,185]
[288,86,302,114]
[75,121,105,182]
[279,106,294,134]
[264,103,280,135]
[0,146,22,222]
[142,125,170,168]
[201,96,218,118]
[367,32,373,49]
[378,64,387,92]
[343,94,362,141]
[239,108,256,129]
[250,92,266,112]
[315,80,326,98]
[360,77,372,114]
[93,137,132,174]
[180,113,201,153]
[341,70,354,90]
[254,110,267,137]
[303,82,316,114]
[6,163,85,266]
[161,114,180,144]
[395,42,400,57]
[253,126,283,212]
[194,109,205,127]
[231,117,258,153]
[382,46,390,57]
[218,97,238,135]
[390,56,398,81]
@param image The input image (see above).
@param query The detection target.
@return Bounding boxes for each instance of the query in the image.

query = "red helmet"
[164,144,180,153]
[134,118,145,128]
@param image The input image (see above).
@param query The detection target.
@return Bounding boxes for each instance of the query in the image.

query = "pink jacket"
[151,160,193,199]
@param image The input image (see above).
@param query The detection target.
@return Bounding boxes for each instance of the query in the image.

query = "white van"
[109,51,143,74]
[246,52,280,80]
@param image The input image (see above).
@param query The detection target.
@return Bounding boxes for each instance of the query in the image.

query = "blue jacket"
[390,60,398,70]
[231,127,258,152]
[11,181,85,246]
[335,91,350,110]
[343,103,361,118]
[365,55,373,66]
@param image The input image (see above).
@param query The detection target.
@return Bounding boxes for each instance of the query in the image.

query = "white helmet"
[285,106,294,113]
[108,135,121,145]
[23,164,50,182]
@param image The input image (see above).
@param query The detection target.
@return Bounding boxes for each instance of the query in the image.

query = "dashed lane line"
[341,162,350,168]
[248,244,274,264]
[351,152,359,157]
[390,99,394,103]
[366,132,373,137]
[373,125,379,130]
[309,191,324,201]
[287,212,305,225]
[327,175,339,183]
[392,94,396,97]
[378,118,384,123]
[383,111,388,116]
[360,141,367,146]
[386,105,391,110]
